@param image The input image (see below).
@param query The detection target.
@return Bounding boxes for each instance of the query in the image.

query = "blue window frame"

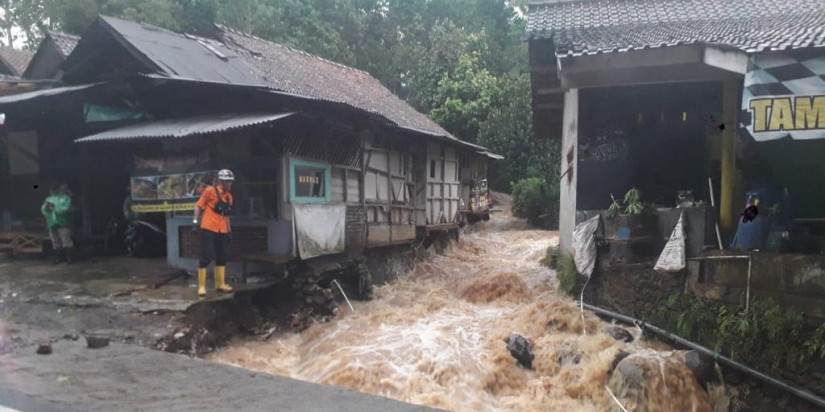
[289,158,331,203]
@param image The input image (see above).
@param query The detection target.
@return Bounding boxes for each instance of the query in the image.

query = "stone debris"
[504,333,534,369]
[685,350,716,389]
[85,336,110,349]
[604,325,635,343]
[37,343,53,355]
[609,350,632,376]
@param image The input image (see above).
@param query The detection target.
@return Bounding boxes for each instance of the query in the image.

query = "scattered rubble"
[604,325,634,343]
[85,336,110,349]
[290,265,339,316]
[36,343,52,355]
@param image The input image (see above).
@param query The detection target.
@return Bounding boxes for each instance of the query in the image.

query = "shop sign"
[742,52,825,141]
[130,170,217,213]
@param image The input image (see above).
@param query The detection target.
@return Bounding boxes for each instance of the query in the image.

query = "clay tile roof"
[0,46,33,76]
[217,27,448,135]
[526,0,825,56]
[48,31,80,57]
[100,16,454,138]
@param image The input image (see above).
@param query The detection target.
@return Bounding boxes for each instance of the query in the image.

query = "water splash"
[209,210,715,412]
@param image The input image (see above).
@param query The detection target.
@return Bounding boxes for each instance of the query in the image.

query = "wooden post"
[719,79,739,234]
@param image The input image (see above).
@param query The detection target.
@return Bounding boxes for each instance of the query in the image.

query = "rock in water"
[504,334,534,370]
[685,350,715,388]
[604,325,634,343]
[608,352,712,412]
[36,344,52,355]
[609,350,631,376]
[85,336,110,349]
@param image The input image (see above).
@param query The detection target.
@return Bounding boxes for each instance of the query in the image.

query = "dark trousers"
[199,230,227,268]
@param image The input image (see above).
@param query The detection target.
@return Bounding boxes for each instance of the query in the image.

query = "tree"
[478,73,559,192]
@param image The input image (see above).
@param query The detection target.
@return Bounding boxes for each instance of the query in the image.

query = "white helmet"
[218,169,235,181]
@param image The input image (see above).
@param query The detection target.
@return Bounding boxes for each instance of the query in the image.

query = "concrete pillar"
[559,88,578,253]
[719,80,740,234]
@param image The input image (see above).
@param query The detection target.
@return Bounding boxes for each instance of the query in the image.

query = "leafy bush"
[556,252,580,297]
[511,177,559,228]
[604,188,649,219]
[540,245,559,269]
[644,294,825,375]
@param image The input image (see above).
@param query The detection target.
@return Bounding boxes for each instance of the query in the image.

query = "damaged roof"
[98,16,454,139]
[99,16,265,86]
[0,46,33,76]
[527,0,825,57]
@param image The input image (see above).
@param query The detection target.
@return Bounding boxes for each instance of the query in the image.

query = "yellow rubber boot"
[197,268,207,298]
[215,266,232,293]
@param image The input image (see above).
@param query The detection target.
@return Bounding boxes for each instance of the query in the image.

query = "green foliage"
[511,177,558,228]
[622,188,645,215]
[540,245,558,269]
[555,252,579,297]
[604,188,648,218]
[605,194,623,220]
[644,293,825,375]
[478,73,559,192]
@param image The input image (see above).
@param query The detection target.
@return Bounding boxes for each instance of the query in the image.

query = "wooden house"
[0,16,499,273]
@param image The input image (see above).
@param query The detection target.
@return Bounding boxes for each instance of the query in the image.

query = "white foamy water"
[209,205,718,412]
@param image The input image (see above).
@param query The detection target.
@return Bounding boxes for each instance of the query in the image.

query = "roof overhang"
[75,112,295,142]
[0,82,110,110]
[397,125,503,160]
[557,43,747,89]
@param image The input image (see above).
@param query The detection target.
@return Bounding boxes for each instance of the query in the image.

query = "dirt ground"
[0,255,283,354]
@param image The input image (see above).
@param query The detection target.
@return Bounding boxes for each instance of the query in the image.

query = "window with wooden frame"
[290,158,331,203]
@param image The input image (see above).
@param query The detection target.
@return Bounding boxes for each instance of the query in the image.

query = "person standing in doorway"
[193,169,235,298]
[42,184,74,264]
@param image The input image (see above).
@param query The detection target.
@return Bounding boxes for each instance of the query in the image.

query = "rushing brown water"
[209,207,720,411]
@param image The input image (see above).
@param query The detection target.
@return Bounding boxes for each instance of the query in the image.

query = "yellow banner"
[131,202,197,213]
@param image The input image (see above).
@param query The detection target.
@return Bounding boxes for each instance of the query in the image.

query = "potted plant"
[603,188,654,240]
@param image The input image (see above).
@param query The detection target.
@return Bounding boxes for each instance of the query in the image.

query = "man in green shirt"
[41,185,74,264]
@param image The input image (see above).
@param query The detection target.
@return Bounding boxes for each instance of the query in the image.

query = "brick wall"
[346,205,366,254]
[179,225,268,260]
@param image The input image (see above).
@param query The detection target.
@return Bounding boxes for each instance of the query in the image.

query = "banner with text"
[741,52,825,142]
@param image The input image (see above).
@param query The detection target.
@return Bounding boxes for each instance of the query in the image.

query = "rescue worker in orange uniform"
[193,169,235,297]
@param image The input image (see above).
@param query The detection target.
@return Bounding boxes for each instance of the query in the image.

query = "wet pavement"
[0,257,270,350]
[0,256,432,411]
[0,339,439,412]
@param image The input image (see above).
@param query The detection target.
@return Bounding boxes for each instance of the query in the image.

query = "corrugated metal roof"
[75,112,294,142]
[527,0,825,57]
[100,16,265,86]
[0,82,106,107]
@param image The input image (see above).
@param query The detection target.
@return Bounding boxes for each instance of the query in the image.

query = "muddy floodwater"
[209,210,719,411]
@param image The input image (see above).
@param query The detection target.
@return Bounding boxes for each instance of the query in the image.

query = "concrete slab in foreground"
[0,341,441,412]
